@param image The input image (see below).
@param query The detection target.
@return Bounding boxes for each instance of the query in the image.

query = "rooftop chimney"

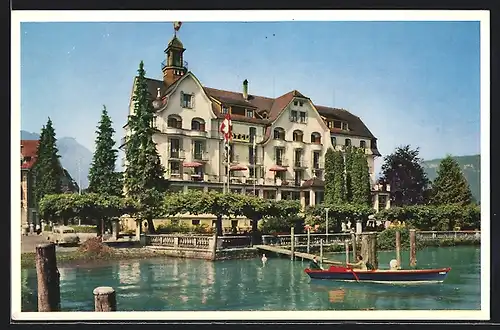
[243,79,248,100]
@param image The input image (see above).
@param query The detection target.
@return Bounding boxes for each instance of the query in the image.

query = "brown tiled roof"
[20,140,39,169]
[143,77,378,142]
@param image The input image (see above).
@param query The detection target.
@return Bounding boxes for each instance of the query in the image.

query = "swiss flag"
[219,113,232,143]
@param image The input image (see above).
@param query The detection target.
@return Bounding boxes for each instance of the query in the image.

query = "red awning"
[230,164,248,171]
[183,161,203,168]
[269,165,287,172]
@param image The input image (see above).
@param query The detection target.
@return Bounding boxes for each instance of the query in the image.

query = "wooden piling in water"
[290,227,295,261]
[93,286,117,312]
[395,230,401,268]
[409,229,417,267]
[360,233,378,270]
[211,233,218,261]
[306,228,311,254]
[36,243,60,312]
[345,240,350,264]
[351,233,357,260]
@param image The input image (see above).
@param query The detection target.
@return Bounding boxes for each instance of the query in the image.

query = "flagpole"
[253,139,256,196]
[227,141,230,194]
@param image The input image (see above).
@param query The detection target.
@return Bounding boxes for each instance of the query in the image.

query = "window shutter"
[191,93,195,108]
[180,91,184,107]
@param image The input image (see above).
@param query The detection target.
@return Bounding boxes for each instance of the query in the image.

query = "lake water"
[21,246,480,311]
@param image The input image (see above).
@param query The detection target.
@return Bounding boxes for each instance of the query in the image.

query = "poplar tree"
[350,148,372,206]
[88,106,122,196]
[324,148,336,205]
[431,155,472,206]
[332,149,346,203]
[123,61,168,234]
[33,118,63,208]
[344,146,354,202]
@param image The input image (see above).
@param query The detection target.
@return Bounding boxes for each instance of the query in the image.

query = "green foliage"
[88,106,122,196]
[124,61,169,233]
[259,215,303,235]
[375,204,481,230]
[324,148,335,205]
[430,155,473,206]
[304,203,373,232]
[33,118,63,207]
[69,225,97,233]
[156,222,212,234]
[381,145,431,206]
[344,146,354,202]
[350,147,372,206]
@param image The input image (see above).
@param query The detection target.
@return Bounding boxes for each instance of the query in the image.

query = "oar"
[345,265,360,282]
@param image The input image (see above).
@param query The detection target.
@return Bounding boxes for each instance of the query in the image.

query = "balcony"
[168,150,186,160]
[187,129,208,138]
[192,151,209,162]
[161,60,189,71]
[310,142,323,151]
[162,124,184,136]
[246,155,263,166]
[293,159,308,169]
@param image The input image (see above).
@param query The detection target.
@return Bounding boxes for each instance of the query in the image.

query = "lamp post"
[325,207,330,240]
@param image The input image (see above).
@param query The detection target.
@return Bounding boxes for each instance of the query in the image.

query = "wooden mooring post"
[395,230,402,268]
[290,227,295,261]
[36,243,60,312]
[345,240,350,264]
[320,238,324,266]
[306,228,311,254]
[360,233,378,270]
[93,286,117,311]
[351,233,357,260]
[409,229,417,267]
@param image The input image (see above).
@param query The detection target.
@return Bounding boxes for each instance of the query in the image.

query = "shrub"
[78,237,111,256]
[70,225,97,233]
[156,222,191,234]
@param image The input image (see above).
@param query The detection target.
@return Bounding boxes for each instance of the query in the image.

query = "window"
[191,119,205,131]
[360,140,366,148]
[170,161,180,175]
[345,138,351,147]
[249,127,257,143]
[181,92,194,108]
[246,109,254,118]
[313,151,320,168]
[292,130,303,142]
[299,101,304,106]
[293,101,298,106]
[222,106,229,114]
[167,115,182,128]
[273,128,285,140]
[275,148,285,165]
[290,110,298,122]
[342,122,348,130]
[152,115,157,128]
[331,136,337,147]
[327,121,333,129]
[299,111,307,123]
[192,219,200,226]
[169,138,181,158]
[248,146,257,164]
[333,120,342,129]
[311,132,321,144]
[294,149,303,167]
[294,170,303,186]
[193,141,205,160]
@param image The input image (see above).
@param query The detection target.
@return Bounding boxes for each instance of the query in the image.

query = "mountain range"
[20,130,481,201]
[21,130,93,189]
[422,154,481,203]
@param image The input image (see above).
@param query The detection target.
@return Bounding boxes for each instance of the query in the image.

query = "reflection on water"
[21,246,480,311]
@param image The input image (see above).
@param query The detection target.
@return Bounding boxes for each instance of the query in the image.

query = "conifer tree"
[431,155,472,206]
[344,146,354,202]
[332,149,346,203]
[33,118,63,208]
[123,61,168,233]
[350,148,372,206]
[88,106,122,196]
[324,148,336,205]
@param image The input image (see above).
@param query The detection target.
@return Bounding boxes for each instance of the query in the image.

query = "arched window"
[292,130,303,142]
[191,118,206,131]
[311,132,322,144]
[167,115,182,129]
[273,127,285,140]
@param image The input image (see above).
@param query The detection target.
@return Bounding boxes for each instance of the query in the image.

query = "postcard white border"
[11,9,490,321]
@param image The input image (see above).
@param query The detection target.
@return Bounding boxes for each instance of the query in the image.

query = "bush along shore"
[21,238,172,269]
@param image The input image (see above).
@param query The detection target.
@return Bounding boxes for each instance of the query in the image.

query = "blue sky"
[20,21,481,173]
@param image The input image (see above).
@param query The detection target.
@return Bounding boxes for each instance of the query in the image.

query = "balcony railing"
[274,158,289,167]
[293,159,308,168]
[168,150,186,159]
[193,151,209,162]
[161,60,189,71]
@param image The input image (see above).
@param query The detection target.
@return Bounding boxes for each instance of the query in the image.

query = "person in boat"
[389,259,400,270]
[347,255,368,270]
[309,256,324,270]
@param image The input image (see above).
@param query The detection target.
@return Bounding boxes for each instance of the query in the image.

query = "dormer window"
[342,122,348,130]
[222,106,229,114]
[274,127,285,140]
[246,109,254,118]
[333,121,342,129]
